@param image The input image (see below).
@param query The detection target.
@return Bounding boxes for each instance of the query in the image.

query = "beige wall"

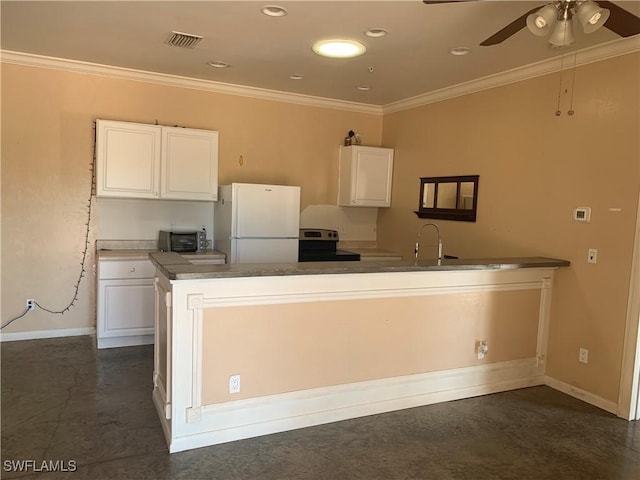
[378,53,640,403]
[0,63,382,333]
[202,290,541,404]
[2,52,639,408]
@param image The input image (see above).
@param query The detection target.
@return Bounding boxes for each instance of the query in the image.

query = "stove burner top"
[298,229,360,262]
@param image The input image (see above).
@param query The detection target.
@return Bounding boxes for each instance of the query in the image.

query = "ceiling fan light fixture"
[577,1,610,33]
[549,18,575,46]
[526,4,558,36]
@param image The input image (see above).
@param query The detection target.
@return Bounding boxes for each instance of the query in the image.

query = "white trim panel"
[168,358,544,453]
[185,268,554,308]
[161,267,558,452]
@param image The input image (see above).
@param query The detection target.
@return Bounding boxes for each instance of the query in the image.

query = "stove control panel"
[299,229,339,241]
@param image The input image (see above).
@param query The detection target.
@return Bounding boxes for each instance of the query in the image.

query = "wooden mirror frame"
[414,175,479,222]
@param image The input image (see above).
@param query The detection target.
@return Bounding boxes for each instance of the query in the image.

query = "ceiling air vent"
[166,31,203,49]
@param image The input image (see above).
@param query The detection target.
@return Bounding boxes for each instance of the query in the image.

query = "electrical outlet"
[588,249,598,264]
[477,340,489,360]
[26,299,35,311]
[229,374,241,394]
[579,347,589,364]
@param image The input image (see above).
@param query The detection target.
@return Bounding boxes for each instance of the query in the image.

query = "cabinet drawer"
[98,259,155,279]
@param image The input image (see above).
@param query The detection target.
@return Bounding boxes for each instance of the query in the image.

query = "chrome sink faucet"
[414,223,442,264]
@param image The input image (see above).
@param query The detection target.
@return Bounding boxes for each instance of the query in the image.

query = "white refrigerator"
[214,183,301,263]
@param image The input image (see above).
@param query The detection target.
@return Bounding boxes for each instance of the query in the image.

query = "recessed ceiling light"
[449,47,471,56]
[365,28,388,38]
[261,5,287,17]
[356,85,371,91]
[207,61,230,68]
[289,74,304,80]
[312,39,366,58]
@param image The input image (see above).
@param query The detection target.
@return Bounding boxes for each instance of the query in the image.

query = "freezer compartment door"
[232,238,299,264]
[233,184,300,238]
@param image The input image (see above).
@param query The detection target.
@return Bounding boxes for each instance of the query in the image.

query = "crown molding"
[0,50,383,116]
[383,36,640,115]
[2,36,638,117]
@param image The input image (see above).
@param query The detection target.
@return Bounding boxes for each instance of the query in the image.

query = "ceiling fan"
[423,0,640,46]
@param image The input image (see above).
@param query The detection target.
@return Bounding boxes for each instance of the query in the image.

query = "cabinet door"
[96,120,161,199]
[97,278,155,347]
[161,127,219,201]
[338,146,394,207]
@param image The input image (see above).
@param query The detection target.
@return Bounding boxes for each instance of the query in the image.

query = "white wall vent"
[166,31,203,49]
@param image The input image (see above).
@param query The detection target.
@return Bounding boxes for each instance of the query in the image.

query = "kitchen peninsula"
[149,252,569,453]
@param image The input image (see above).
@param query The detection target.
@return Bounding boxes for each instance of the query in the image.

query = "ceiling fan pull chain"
[567,50,578,116]
[555,53,566,116]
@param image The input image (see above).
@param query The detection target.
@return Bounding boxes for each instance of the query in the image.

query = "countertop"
[149,251,570,281]
[97,249,226,261]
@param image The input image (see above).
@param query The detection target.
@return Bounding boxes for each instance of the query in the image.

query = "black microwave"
[159,230,207,253]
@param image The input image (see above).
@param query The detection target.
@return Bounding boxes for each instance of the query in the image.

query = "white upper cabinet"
[96,120,219,201]
[338,145,394,207]
[161,127,219,201]
[96,120,161,199]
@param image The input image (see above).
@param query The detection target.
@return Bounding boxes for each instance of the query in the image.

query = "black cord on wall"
[1,124,96,330]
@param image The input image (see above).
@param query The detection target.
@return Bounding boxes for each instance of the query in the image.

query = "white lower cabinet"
[97,259,155,349]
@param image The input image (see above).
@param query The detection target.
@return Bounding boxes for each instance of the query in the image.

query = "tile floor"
[1,335,639,480]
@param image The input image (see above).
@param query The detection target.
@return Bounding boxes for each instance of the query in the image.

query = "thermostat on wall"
[574,207,591,223]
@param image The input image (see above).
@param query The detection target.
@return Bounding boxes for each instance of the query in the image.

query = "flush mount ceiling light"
[261,5,287,17]
[207,60,230,68]
[312,39,366,58]
[289,74,304,80]
[356,85,371,91]
[526,0,610,47]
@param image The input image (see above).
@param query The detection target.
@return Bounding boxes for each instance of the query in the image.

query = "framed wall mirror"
[415,175,479,222]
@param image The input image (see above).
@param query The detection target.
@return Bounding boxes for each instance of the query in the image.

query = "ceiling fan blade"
[479,6,542,46]
[598,1,640,37]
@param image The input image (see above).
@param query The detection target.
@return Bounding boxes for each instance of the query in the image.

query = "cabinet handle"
[130,267,136,272]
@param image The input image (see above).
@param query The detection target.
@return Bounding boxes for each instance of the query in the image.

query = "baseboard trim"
[97,334,154,349]
[153,386,173,447]
[168,358,544,453]
[544,376,618,415]
[0,327,95,342]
